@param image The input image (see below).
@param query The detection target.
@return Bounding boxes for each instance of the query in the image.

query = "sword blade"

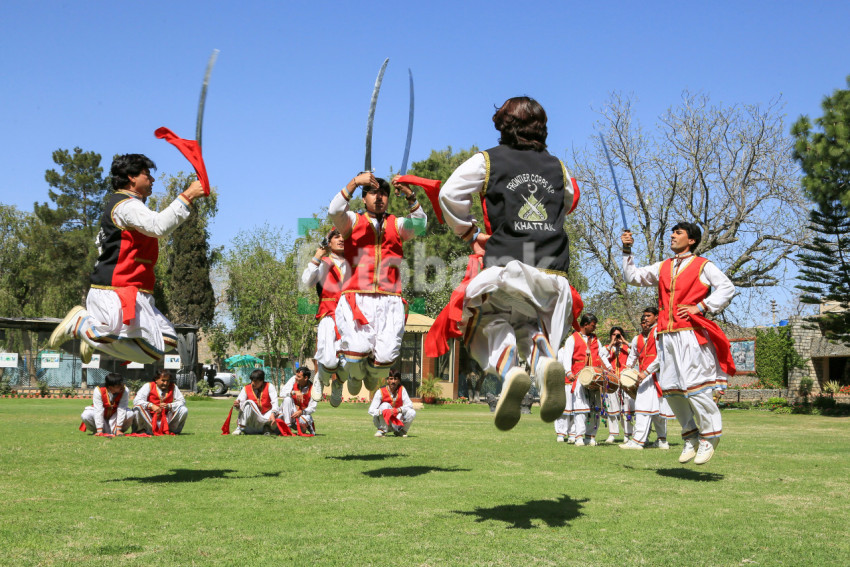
[364,58,389,172]
[196,49,220,147]
[399,68,415,175]
[598,132,630,231]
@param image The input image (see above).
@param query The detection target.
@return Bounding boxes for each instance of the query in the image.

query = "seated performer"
[604,326,630,443]
[368,370,416,437]
[329,172,426,394]
[232,369,280,435]
[431,96,580,431]
[49,154,207,364]
[132,369,188,435]
[621,223,736,464]
[79,372,131,436]
[301,229,349,406]
[556,313,613,446]
[278,368,317,435]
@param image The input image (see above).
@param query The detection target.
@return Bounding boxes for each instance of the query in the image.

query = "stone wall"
[722,389,797,403]
[788,317,823,393]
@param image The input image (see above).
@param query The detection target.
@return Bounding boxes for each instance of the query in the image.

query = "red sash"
[425,254,483,357]
[380,386,405,429]
[80,387,123,432]
[147,382,176,436]
[394,175,443,223]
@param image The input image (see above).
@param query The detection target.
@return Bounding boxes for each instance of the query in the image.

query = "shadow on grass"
[110,469,238,483]
[656,468,725,482]
[363,465,471,478]
[454,495,587,529]
[327,453,404,462]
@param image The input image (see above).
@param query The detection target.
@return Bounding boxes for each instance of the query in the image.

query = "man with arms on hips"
[278,368,317,435]
[232,369,280,435]
[301,229,349,406]
[368,370,415,437]
[329,172,426,395]
[604,326,631,443]
[49,154,207,364]
[621,223,735,464]
[133,369,188,435]
[436,96,579,432]
[556,313,613,446]
[620,307,670,450]
[80,372,132,436]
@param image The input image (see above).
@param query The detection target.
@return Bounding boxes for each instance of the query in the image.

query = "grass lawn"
[1,398,848,567]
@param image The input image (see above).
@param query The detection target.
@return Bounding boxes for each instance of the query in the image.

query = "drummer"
[604,326,631,443]
[620,307,669,450]
[556,313,613,446]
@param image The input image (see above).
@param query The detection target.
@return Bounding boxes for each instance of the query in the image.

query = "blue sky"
[1,1,848,321]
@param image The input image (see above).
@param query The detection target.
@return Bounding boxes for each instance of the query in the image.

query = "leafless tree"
[571,91,808,328]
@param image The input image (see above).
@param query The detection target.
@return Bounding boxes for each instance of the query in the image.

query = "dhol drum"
[576,366,620,393]
[619,368,639,398]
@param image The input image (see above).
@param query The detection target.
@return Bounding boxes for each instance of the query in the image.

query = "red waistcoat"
[244,383,272,414]
[292,383,313,410]
[570,332,603,376]
[99,386,123,420]
[658,256,710,334]
[636,327,658,372]
[316,257,346,320]
[380,386,403,408]
[147,382,174,410]
[608,344,630,375]
[90,192,159,294]
[342,213,404,295]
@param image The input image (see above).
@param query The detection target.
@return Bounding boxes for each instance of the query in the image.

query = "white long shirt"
[133,382,186,411]
[278,377,317,416]
[368,386,413,416]
[329,191,427,241]
[91,386,130,430]
[557,333,613,378]
[622,253,735,314]
[111,193,192,238]
[237,383,280,415]
[301,253,349,287]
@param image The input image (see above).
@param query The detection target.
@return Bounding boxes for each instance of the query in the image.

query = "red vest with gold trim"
[342,213,403,295]
[90,191,159,294]
[316,256,346,320]
[147,382,174,409]
[608,343,630,375]
[636,327,658,373]
[291,382,313,410]
[380,386,403,408]
[244,383,272,414]
[658,256,710,334]
[570,332,603,376]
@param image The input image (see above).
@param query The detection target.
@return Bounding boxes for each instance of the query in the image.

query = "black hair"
[250,369,265,382]
[609,326,628,340]
[579,313,598,327]
[110,154,156,191]
[642,306,659,316]
[493,96,548,151]
[297,367,312,380]
[389,369,402,380]
[104,372,124,388]
[156,369,173,381]
[672,221,702,252]
[361,177,391,197]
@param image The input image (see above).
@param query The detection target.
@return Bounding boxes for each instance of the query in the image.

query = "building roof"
[405,313,435,333]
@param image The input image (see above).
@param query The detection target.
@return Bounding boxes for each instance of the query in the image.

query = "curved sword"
[598,132,630,231]
[399,68,415,175]
[364,58,389,172]
[196,49,220,148]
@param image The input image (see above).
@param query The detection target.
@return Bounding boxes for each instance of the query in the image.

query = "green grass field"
[1,399,848,567]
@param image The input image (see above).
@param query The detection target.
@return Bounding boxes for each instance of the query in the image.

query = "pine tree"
[795,200,850,342]
[792,76,850,207]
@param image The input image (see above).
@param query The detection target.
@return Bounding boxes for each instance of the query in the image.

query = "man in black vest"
[49,154,206,364]
[435,96,581,431]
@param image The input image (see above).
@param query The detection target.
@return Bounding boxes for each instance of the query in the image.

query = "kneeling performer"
[368,370,415,437]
